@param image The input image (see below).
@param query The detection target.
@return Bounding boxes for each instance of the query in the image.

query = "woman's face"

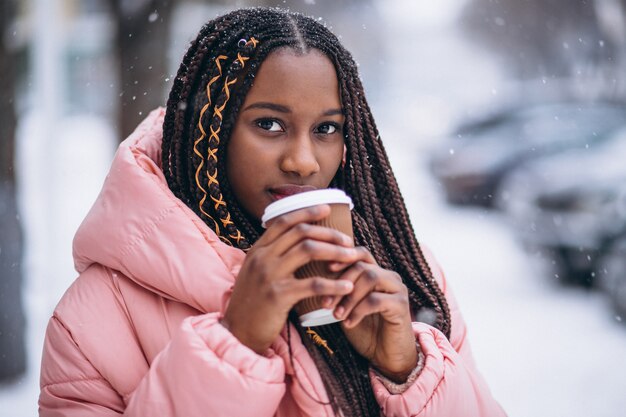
[226,48,345,221]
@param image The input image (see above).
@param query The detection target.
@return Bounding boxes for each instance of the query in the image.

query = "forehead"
[244,48,341,107]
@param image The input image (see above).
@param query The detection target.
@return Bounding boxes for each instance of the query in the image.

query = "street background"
[1,1,626,416]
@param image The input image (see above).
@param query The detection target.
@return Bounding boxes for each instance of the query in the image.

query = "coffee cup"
[261,189,354,326]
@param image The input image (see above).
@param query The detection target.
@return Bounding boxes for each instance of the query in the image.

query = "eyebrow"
[243,102,343,116]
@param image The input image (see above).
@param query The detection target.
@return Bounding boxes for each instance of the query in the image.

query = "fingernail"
[339,281,353,291]
[334,306,345,319]
[322,296,333,307]
[331,262,346,271]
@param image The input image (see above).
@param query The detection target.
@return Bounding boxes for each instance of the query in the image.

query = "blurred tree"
[461,0,626,83]
[0,0,26,381]
[109,0,174,141]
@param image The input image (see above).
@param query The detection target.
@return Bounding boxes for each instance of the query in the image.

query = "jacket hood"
[72,108,245,313]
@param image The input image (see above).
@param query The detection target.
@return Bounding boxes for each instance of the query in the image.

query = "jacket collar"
[72,108,246,313]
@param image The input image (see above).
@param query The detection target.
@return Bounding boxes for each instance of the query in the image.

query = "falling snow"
[3,2,626,417]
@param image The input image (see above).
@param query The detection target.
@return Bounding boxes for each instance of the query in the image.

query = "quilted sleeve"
[369,249,507,417]
[39,312,286,417]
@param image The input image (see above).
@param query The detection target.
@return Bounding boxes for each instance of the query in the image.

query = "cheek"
[225,127,250,183]
[226,134,270,196]
[225,146,238,187]
[326,143,345,171]
[229,141,268,175]
[318,144,345,186]
[226,150,255,192]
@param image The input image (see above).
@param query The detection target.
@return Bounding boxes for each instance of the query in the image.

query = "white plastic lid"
[261,189,353,228]
[299,308,342,327]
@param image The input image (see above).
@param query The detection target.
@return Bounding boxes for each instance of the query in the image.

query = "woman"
[39,8,506,417]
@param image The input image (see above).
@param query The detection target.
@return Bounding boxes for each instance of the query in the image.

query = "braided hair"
[162,8,451,417]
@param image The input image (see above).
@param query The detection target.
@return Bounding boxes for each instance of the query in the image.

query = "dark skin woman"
[39,8,505,417]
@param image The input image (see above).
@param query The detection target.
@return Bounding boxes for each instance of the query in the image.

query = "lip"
[268,184,318,200]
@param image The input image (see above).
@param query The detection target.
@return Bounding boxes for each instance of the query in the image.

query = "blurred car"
[497,127,626,286]
[429,101,626,207]
[597,237,626,320]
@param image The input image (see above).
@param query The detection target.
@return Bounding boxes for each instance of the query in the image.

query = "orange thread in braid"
[223,37,256,248]
[194,55,228,239]
[211,76,237,127]
[206,171,222,197]
[229,229,244,244]
[211,55,228,84]
[205,74,238,209]
[207,147,218,162]
[218,235,232,245]
[220,211,234,227]
[199,38,258,247]
[236,53,249,66]
[306,328,334,355]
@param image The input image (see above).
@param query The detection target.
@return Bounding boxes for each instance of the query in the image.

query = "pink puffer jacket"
[39,108,506,417]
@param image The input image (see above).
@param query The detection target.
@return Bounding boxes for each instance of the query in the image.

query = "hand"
[222,205,362,354]
[328,249,418,383]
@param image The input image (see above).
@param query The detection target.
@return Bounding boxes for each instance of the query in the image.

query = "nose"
[279,134,320,177]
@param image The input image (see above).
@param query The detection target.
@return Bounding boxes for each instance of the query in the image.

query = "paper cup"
[262,189,354,327]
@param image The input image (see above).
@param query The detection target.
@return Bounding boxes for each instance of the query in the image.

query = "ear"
[341,144,347,169]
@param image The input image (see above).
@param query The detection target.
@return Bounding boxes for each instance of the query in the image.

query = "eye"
[256,119,284,132]
[316,123,340,135]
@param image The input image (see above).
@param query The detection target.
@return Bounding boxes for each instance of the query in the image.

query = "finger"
[257,205,331,246]
[269,223,354,257]
[327,262,351,272]
[281,278,354,306]
[328,246,376,271]
[342,292,409,328]
[333,266,377,320]
[325,247,376,307]
[324,261,367,310]
[276,240,361,276]
[325,261,368,310]
[333,266,405,319]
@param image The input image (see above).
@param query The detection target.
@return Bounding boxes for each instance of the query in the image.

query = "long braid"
[358,86,450,332]
[162,8,452,417]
